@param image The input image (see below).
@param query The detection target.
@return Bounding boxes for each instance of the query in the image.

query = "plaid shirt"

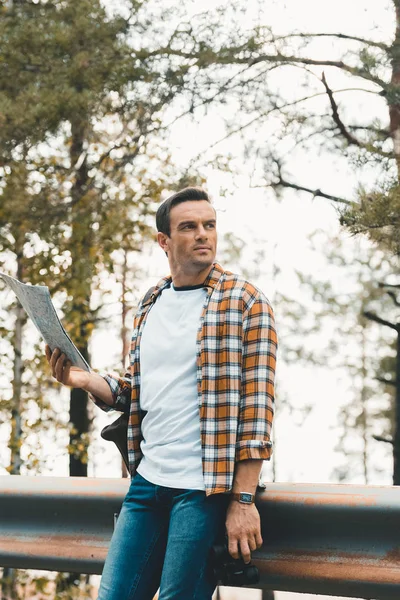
[94,263,277,496]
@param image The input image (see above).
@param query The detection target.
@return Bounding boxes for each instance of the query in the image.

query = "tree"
[173,1,398,251]
[302,232,398,485]
[363,293,400,483]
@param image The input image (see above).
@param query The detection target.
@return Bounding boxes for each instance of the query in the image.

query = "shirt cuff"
[89,374,129,413]
[235,439,273,462]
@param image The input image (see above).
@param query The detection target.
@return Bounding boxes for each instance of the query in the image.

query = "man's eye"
[206,223,215,229]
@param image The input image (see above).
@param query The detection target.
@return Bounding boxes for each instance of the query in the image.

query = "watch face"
[240,492,253,504]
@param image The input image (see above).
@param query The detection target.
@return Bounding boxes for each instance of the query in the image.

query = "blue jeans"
[97,472,229,600]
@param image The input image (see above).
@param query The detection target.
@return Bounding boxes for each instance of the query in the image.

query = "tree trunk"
[121,250,130,369]
[390,1,400,174]
[56,111,93,595]
[67,114,92,479]
[4,255,25,600]
[9,255,25,475]
[120,250,130,478]
[393,328,400,485]
[360,325,369,484]
[69,352,90,477]
[388,1,400,484]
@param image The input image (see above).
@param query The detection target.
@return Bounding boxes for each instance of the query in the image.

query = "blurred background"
[0,0,399,598]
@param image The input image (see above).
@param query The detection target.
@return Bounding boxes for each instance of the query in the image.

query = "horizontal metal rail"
[0,476,399,598]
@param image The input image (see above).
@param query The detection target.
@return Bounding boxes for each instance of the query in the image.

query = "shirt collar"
[203,262,224,290]
[142,262,224,307]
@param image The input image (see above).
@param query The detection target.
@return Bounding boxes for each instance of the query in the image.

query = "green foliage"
[340,184,400,255]
[359,48,380,72]
[0,0,129,155]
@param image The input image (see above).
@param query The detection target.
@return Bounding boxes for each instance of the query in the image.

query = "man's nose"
[195,225,208,238]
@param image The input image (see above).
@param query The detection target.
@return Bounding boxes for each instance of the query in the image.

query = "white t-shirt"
[136,283,207,490]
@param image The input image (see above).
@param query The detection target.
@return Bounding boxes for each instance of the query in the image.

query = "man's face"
[158,200,217,273]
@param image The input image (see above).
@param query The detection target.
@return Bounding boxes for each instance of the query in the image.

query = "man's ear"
[157,231,169,254]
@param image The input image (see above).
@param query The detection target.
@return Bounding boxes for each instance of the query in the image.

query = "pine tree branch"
[247,54,386,89]
[321,72,393,157]
[345,222,399,233]
[186,88,372,171]
[348,125,390,138]
[363,311,399,331]
[376,376,396,387]
[270,32,389,51]
[373,434,394,444]
[321,72,364,147]
[386,291,400,307]
[272,171,351,205]
[160,64,272,132]
[378,282,400,289]
[139,47,387,89]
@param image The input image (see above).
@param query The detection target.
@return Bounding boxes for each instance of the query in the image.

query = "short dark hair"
[156,187,211,236]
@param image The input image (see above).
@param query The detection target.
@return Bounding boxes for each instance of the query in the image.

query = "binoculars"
[211,542,259,587]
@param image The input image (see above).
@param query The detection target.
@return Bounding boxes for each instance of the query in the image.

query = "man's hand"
[45,346,114,405]
[45,345,90,389]
[225,500,263,564]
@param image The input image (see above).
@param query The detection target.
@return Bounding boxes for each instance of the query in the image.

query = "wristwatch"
[231,492,255,505]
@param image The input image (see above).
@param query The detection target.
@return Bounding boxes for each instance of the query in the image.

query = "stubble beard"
[185,250,215,274]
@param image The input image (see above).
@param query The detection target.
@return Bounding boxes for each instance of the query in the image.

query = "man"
[46,187,277,600]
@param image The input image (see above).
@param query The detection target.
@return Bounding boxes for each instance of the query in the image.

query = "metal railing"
[0,476,399,599]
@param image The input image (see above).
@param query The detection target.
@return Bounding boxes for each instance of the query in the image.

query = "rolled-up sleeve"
[235,295,277,462]
[90,372,132,414]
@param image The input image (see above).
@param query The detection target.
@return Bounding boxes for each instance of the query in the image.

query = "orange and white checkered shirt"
[94,263,277,496]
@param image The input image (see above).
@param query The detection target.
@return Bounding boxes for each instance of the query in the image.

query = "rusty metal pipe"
[255,482,400,599]
[0,477,399,598]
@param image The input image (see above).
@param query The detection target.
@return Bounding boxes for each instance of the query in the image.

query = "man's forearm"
[84,372,114,406]
[226,459,264,563]
[231,459,263,495]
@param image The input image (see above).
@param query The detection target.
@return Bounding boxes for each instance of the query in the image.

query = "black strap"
[142,285,156,304]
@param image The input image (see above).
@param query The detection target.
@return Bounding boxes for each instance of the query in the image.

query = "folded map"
[0,272,90,372]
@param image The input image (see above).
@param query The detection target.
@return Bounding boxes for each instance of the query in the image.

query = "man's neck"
[170,264,214,288]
